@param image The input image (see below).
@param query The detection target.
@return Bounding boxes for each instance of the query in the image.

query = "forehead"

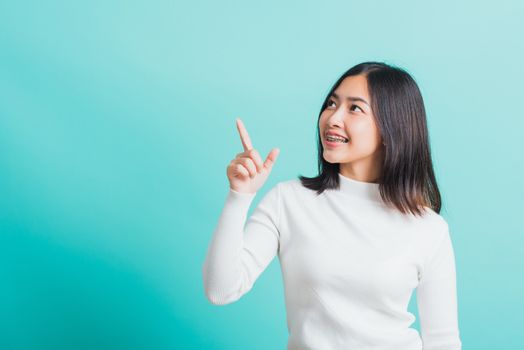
[333,74,369,99]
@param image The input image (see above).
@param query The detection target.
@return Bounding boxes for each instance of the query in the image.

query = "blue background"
[1,1,523,349]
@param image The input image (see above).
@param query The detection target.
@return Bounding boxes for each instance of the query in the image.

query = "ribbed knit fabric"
[202,172,462,349]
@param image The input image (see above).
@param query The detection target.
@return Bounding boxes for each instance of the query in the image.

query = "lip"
[324,130,349,148]
[325,131,348,139]
[324,139,347,148]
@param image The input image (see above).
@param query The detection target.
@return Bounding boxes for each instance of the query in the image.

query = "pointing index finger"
[236,118,253,151]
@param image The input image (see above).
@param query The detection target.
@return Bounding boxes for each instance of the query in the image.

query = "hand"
[226,118,280,194]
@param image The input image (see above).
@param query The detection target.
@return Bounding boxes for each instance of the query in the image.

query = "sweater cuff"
[226,188,257,206]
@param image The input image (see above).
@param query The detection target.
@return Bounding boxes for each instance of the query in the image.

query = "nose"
[327,104,346,127]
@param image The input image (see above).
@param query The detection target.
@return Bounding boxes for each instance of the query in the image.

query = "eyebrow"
[331,92,369,107]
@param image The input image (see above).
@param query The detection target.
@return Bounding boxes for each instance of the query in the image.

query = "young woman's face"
[319,74,385,181]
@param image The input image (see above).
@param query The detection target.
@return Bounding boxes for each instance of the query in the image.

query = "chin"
[323,153,350,164]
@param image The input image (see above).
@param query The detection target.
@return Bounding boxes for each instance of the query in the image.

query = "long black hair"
[298,61,441,217]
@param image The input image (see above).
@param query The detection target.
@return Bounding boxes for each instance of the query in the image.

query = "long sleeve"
[416,223,462,350]
[202,183,281,305]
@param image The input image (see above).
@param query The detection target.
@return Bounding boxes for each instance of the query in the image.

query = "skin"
[319,74,385,184]
[227,118,279,194]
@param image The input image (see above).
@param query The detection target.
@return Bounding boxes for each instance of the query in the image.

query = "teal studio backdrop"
[1,1,523,349]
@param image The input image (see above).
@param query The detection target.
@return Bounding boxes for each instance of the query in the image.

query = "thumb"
[263,148,280,171]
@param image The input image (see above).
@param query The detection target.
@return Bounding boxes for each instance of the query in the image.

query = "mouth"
[324,134,349,143]
[324,138,349,148]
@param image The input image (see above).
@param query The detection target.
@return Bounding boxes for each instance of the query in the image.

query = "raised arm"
[202,118,281,305]
[416,223,462,349]
[202,182,281,305]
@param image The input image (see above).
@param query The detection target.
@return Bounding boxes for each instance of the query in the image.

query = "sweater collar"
[337,172,382,203]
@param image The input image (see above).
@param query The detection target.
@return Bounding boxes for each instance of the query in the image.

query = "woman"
[202,61,462,350]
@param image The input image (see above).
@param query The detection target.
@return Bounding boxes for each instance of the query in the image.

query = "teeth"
[326,135,348,143]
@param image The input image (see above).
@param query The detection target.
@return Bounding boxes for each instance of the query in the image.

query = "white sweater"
[202,172,462,350]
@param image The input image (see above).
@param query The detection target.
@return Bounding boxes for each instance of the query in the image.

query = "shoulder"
[275,178,317,198]
[419,206,448,225]
[256,178,301,201]
[277,178,301,190]
[411,207,451,246]
[257,178,318,206]
[422,207,449,233]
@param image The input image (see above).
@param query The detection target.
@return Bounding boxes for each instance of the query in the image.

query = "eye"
[326,99,363,113]
[350,104,363,113]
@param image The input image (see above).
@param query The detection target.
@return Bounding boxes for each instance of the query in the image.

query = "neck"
[337,172,382,203]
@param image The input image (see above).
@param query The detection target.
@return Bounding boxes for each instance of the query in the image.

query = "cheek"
[319,112,328,125]
[319,114,329,132]
[349,122,380,146]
